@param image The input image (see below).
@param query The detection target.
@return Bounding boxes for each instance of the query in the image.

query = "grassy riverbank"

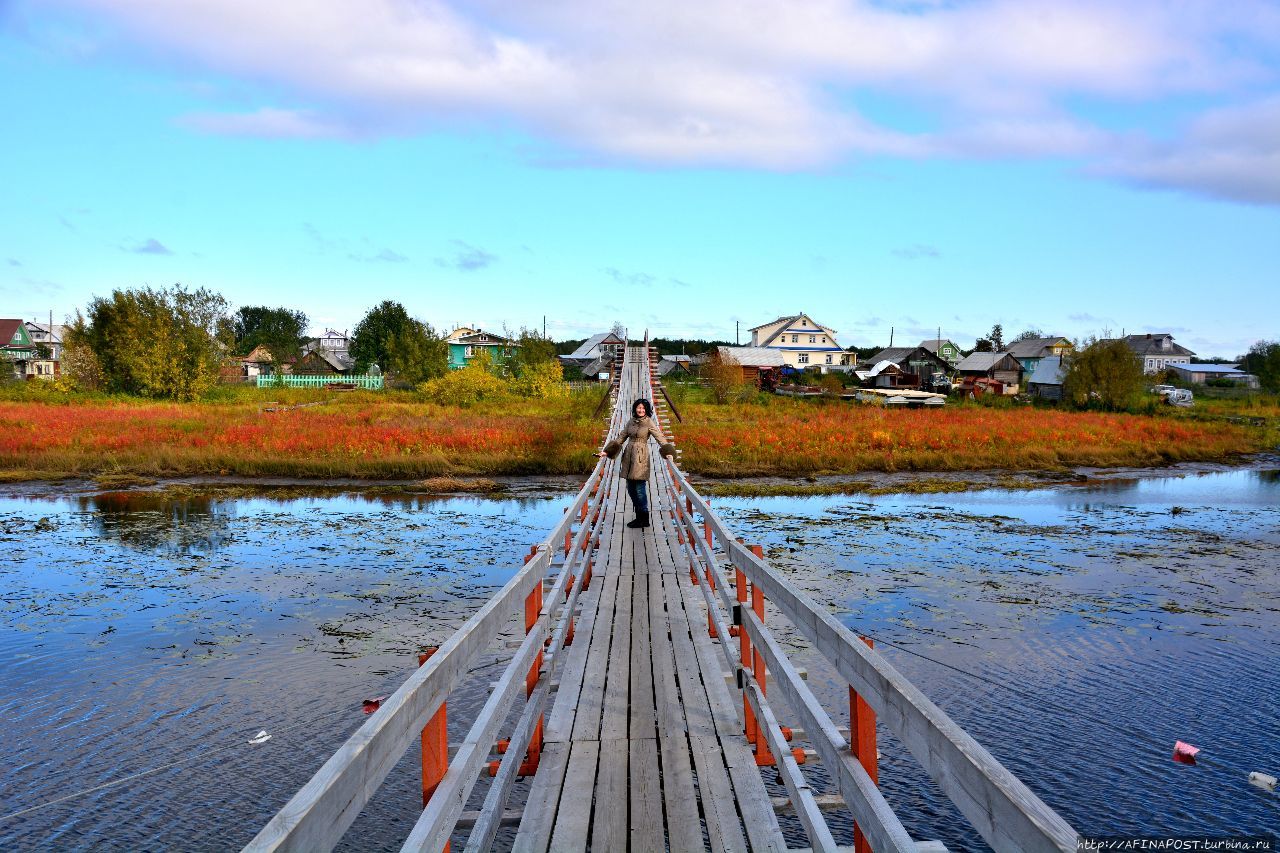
[1,385,1274,482]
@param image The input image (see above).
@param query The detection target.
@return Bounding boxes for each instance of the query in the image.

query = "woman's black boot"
[627,510,649,529]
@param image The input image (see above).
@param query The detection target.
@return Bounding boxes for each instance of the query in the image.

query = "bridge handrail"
[243,458,610,852]
[663,458,1079,852]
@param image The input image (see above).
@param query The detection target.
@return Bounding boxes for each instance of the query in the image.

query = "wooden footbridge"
[246,343,1079,852]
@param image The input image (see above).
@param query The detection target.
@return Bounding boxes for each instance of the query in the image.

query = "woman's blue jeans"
[625,478,649,513]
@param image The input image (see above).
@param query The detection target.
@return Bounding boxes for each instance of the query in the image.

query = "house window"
[821,337,827,344]
[809,335,816,343]
[825,354,832,364]
[792,335,799,343]
[799,353,809,364]
[465,345,474,357]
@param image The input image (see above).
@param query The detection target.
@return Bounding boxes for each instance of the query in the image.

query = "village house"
[1027,356,1067,401]
[657,354,692,378]
[1167,363,1259,389]
[864,346,952,390]
[0,318,35,380]
[24,320,65,379]
[919,338,963,367]
[559,331,626,379]
[295,347,356,375]
[447,327,518,372]
[956,352,1024,391]
[1120,333,1196,374]
[747,312,848,368]
[707,345,786,387]
[1003,336,1073,375]
[236,344,289,379]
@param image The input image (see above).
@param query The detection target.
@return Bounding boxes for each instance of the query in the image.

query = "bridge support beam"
[850,636,878,853]
[418,647,450,852]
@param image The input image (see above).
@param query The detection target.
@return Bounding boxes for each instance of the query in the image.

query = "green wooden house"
[0,319,34,379]
[919,338,962,367]
[446,328,518,372]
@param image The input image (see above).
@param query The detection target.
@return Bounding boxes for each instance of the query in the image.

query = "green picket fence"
[256,374,383,389]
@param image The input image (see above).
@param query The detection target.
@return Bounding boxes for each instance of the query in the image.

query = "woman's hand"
[595,451,607,458]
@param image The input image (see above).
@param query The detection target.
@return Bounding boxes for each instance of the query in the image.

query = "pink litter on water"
[362,696,388,714]
[1172,740,1200,765]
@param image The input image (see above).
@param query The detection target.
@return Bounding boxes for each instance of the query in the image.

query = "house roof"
[566,331,624,361]
[918,339,956,353]
[453,330,511,345]
[661,354,691,363]
[1171,363,1247,375]
[716,346,786,367]
[657,358,691,376]
[25,321,66,344]
[303,348,353,372]
[864,360,903,378]
[753,312,839,347]
[1121,333,1196,357]
[0,318,28,350]
[867,347,919,364]
[957,352,1020,373]
[747,314,799,333]
[1028,356,1066,386]
[1004,336,1070,358]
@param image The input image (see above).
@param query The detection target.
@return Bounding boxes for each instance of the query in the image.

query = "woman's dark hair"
[632,398,653,417]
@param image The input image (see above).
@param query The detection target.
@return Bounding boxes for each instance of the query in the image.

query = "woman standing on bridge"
[598,398,675,529]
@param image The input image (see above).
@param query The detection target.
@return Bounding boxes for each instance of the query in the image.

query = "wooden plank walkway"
[515,348,785,851]
[245,341,1079,853]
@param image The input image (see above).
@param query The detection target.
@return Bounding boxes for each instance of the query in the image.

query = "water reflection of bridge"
[246,343,1078,852]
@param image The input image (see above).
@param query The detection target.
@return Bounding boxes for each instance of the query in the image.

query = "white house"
[24,320,65,379]
[746,312,847,368]
[1120,333,1195,374]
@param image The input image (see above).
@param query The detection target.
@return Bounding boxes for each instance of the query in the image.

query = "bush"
[511,360,568,399]
[418,364,510,406]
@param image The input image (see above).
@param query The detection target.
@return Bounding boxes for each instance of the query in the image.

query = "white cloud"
[1099,96,1280,205]
[35,0,1280,196]
[179,107,348,139]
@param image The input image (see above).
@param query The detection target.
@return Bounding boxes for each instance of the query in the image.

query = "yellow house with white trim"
[747,312,847,368]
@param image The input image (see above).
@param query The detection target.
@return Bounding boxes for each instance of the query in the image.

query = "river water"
[1,469,1277,850]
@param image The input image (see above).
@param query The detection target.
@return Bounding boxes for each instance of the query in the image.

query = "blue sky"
[2,1,1278,356]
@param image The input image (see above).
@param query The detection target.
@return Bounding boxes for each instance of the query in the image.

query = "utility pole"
[890,326,894,347]
[542,315,546,338]
[735,320,739,346]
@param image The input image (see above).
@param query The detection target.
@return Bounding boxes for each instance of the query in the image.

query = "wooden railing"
[244,393,625,851]
[640,344,1077,853]
[657,455,1079,852]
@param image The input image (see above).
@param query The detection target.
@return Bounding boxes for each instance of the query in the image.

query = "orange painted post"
[751,573,772,764]
[850,637,878,853]
[524,581,545,769]
[739,549,755,747]
[582,559,593,590]
[564,529,572,556]
[417,647,449,853]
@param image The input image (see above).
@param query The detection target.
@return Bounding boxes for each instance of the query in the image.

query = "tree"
[350,301,415,373]
[987,324,1005,351]
[973,338,994,353]
[72,284,230,400]
[610,321,627,342]
[704,350,746,404]
[1063,338,1145,410]
[1240,340,1280,392]
[384,319,448,385]
[509,328,558,377]
[232,306,308,364]
[1012,328,1044,343]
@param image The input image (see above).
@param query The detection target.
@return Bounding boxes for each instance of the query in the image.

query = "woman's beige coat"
[602,416,675,481]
